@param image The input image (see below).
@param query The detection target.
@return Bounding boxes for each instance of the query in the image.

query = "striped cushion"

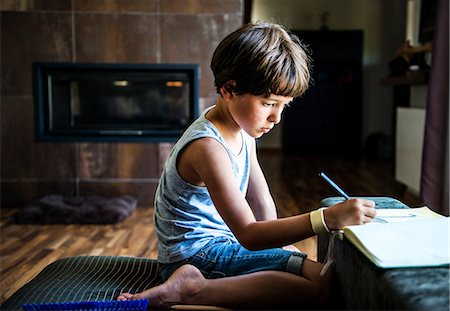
[1,256,162,310]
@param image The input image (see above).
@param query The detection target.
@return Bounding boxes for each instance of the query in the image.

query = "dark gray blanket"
[12,194,137,224]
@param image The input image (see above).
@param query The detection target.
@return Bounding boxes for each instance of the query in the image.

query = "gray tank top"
[154,106,254,263]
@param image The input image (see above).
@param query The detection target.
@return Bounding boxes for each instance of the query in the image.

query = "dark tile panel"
[160,14,243,98]
[117,143,160,178]
[0,11,73,96]
[1,180,75,209]
[77,143,160,179]
[74,0,157,13]
[0,96,77,179]
[0,0,72,11]
[74,13,159,63]
[78,180,158,207]
[160,0,242,14]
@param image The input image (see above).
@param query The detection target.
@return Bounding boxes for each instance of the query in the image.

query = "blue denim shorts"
[159,237,307,281]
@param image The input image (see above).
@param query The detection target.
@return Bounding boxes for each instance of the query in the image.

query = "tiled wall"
[1,0,243,208]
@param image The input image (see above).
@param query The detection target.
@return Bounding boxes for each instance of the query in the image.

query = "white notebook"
[338,207,450,268]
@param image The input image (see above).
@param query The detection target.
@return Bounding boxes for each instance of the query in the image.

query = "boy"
[118,21,376,309]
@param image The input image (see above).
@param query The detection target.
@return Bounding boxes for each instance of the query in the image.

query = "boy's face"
[229,93,293,138]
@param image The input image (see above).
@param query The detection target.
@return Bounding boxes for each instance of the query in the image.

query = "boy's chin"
[249,131,264,139]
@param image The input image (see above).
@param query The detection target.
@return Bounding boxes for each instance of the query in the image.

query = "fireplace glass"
[34,62,200,142]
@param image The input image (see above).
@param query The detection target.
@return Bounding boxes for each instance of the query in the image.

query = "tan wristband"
[310,208,330,234]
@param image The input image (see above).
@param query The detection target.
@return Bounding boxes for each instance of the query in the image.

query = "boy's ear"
[219,80,236,100]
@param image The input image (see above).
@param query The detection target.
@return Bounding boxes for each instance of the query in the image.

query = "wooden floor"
[0,151,421,304]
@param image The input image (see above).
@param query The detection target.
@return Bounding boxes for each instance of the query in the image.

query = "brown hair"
[211,21,311,98]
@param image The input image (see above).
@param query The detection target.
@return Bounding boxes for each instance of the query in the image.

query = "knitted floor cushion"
[1,256,161,310]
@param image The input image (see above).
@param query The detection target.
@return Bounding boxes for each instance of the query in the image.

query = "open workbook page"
[340,207,450,268]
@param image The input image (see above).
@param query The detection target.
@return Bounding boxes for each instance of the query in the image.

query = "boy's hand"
[323,198,376,230]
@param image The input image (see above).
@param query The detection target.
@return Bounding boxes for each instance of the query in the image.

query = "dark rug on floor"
[12,194,137,224]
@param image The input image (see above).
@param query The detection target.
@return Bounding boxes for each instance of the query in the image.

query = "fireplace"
[33,62,200,142]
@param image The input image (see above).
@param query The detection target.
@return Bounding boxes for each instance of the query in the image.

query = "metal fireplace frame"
[33,62,200,143]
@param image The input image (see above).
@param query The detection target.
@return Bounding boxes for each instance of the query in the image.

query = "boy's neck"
[206,99,243,153]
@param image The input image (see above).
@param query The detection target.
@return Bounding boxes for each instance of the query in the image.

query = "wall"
[396,107,425,194]
[1,0,243,208]
[252,0,406,149]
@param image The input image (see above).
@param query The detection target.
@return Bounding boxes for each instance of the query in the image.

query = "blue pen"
[319,172,350,200]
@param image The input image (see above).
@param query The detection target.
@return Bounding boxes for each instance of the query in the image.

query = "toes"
[117,292,134,301]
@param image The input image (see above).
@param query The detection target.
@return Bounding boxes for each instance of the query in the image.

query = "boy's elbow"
[238,238,260,251]
[234,228,263,251]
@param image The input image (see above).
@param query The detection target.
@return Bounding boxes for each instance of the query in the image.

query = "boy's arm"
[246,139,278,221]
[185,137,376,250]
[185,137,314,250]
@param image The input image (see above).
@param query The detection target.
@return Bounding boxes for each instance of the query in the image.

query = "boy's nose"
[269,109,283,124]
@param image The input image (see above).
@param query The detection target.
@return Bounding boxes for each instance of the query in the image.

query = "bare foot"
[117,264,206,308]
